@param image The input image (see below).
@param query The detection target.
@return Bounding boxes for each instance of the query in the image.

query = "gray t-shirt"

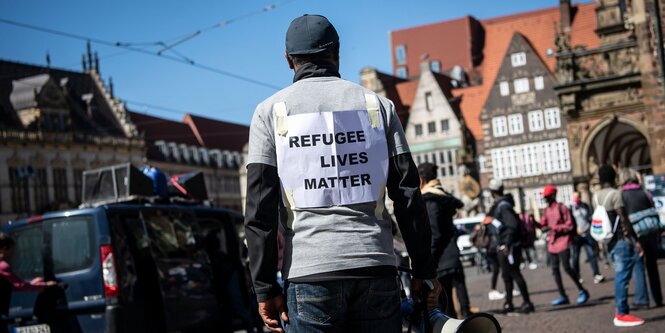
[247,76,409,280]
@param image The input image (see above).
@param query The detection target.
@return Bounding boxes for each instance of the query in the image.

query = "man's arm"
[386,153,436,279]
[244,163,282,302]
[425,199,444,262]
[498,205,520,246]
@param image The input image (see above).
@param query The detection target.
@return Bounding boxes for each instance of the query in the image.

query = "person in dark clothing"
[488,179,534,314]
[570,191,605,284]
[418,163,470,318]
[619,168,663,308]
[472,205,504,301]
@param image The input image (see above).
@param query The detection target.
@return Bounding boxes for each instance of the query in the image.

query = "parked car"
[1,164,261,333]
[453,215,484,265]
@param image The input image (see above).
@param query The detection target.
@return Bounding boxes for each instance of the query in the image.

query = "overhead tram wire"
[0,18,282,90]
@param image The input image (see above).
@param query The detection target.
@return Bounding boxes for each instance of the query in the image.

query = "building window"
[395,45,407,65]
[544,107,561,129]
[440,119,449,133]
[416,155,422,164]
[534,76,545,90]
[396,66,408,78]
[478,155,488,173]
[439,152,445,164]
[440,167,446,177]
[511,52,527,67]
[9,167,28,213]
[492,116,508,137]
[430,60,441,73]
[528,110,544,131]
[425,91,433,111]
[507,114,524,134]
[33,168,48,213]
[427,121,436,134]
[499,81,510,96]
[52,168,68,203]
[414,124,423,137]
[513,78,529,93]
[73,168,84,203]
[491,139,570,180]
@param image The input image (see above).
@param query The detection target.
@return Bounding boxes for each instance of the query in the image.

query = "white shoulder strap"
[364,94,380,128]
[601,189,616,207]
[273,102,288,136]
[593,194,599,208]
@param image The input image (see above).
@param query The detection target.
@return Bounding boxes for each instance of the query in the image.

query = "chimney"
[560,0,572,33]
[419,53,431,74]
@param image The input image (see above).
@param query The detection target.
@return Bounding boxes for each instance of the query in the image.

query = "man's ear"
[285,52,295,69]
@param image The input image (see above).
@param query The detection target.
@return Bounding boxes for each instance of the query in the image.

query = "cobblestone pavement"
[462,253,665,333]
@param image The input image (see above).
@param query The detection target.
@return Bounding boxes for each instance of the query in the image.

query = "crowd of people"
[463,165,662,327]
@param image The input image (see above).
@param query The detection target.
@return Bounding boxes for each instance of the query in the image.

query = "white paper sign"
[275,109,389,208]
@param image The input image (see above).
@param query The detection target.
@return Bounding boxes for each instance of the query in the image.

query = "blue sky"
[0,0,586,126]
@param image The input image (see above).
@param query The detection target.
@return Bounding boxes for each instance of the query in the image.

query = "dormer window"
[396,45,407,65]
[425,91,433,111]
[511,52,527,67]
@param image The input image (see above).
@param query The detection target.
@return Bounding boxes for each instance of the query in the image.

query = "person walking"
[488,179,534,314]
[593,165,645,327]
[540,185,589,306]
[243,14,440,333]
[520,211,539,270]
[570,191,605,284]
[471,214,505,302]
[418,162,471,318]
[619,168,662,308]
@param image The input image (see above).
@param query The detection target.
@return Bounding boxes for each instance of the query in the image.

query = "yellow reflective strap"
[374,186,386,220]
[274,102,288,136]
[364,94,380,128]
[284,189,296,229]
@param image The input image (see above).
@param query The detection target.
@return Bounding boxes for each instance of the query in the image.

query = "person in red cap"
[540,185,589,305]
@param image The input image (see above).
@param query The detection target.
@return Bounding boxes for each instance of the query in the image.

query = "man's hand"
[258,295,289,333]
[411,278,441,310]
[636,241,644,257]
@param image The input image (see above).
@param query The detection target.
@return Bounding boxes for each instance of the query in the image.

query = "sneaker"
[512,289,521,297]
[578,277,584,284]
[519,263,526,270]
[516,302,535,314]
[613,313,645,327]
[502,303,515,314]
[576,290,589,304]
[593,274,605,284]
[551,295,570,306]
[488,290,506,301]
[528,262,538,270]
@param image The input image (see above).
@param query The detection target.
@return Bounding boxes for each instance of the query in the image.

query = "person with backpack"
[418,163,472,318]
[488,179,534,314]
[592,165,645,327]
[471,206,505,301]
[540,185,590,306]
[570,191,605,284]
[619,168,662,308]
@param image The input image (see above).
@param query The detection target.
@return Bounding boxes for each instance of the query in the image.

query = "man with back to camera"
[244,14,440,333]
[487,179,534,314]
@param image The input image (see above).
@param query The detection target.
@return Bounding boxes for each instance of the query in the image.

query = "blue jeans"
[612,239,645,315]
[572,232,601,277]
[285,276,401,333]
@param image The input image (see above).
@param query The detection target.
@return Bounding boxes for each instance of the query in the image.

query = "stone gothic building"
[554,0,665,201]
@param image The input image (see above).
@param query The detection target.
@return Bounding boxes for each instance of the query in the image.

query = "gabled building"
[0,57,144,222]
[128,112,248,212]
[480,33,573,211]
[361,62,476,198]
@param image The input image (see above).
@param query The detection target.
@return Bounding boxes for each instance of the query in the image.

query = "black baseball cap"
[285,14,339,55]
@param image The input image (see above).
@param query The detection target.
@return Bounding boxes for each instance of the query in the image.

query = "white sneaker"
[488,290,506,300]
[528,263,538,270]
[519,263,526,270]
[579,278,584,284]
[512,289,521,297]
[594,274,605,284]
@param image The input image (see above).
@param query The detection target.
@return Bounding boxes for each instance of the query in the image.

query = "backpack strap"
[601,189,616,208]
